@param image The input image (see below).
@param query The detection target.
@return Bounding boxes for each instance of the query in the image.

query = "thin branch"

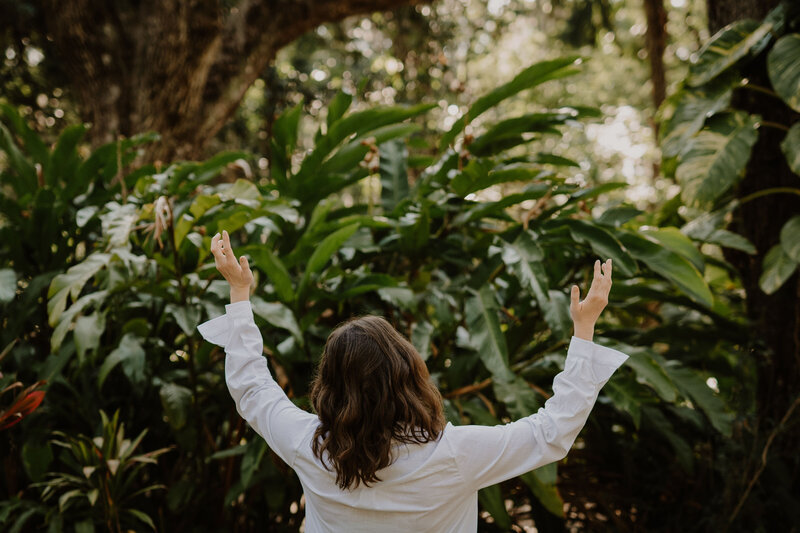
[726,395,800,529]
[738,187,800,206]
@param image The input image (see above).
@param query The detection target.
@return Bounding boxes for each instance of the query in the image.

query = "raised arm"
[197,231,317,466]
[447,259,627,491]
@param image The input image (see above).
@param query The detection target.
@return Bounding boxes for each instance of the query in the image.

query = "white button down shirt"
[198,300,628,533]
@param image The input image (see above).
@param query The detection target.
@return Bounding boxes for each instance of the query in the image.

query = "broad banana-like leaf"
[688,19,773,87]
[768,33,800,112]
[676,112,759,207]
[660,72,736,158]
[296,223,360,303]
[619,232,713,307]
[465,286,515,383]
[561,219,638,276]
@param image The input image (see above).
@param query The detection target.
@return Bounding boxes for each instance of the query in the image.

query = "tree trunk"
[45,0,421,162]
[706,0,800,525]
[643,0,667,115]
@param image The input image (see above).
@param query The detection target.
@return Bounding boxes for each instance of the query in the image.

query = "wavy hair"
[309,316,445,490]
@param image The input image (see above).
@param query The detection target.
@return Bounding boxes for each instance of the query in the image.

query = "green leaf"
[48,124,87,189]
[240,439,268,489]
[478,485,512,531]
[98,333,146,388]
[251,297,303,346]
[626,351,679,402]
[641,227,705,273]
[125,509,157,530]
[467,112,574,156]
[664,366,733,437]
[465,286,514,382]
[493,376,540,418]
[780,215,800,262]
[379,139,409,212]
[411,320,434,361]
[688,19,773,87]
[22,440,53,482]
[676,112,759,207]
[100,202,139,249]
[297,223,361,302]
[561,219,638,276]
[159,383,193,431]
[247,247,294,303]
[451,162,551,197]
[521,466,564,517]
[781,122,800,175]
[604,379,642,428]
[660,73,736,158]
[74,311,106,364]
[47,253,111,326]
[440,56,580,149]
[0,268,16,303]
[327,90,353,128]
[619,232,713,307]
[767,34,800,112]
[759,244,798,295]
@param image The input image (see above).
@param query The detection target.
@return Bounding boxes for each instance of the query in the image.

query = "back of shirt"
[197,301,628,533]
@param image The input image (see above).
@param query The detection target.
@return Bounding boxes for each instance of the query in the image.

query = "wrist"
[230,286,250,303]
[573,322,594,342]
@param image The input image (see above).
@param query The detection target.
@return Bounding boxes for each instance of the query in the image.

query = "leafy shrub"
[1,57,749,531]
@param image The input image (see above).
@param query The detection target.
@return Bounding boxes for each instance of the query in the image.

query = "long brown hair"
[309,316,445,490]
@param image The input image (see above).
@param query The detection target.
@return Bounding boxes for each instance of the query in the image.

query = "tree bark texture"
[45,0,421,162]
[643,0,667,115]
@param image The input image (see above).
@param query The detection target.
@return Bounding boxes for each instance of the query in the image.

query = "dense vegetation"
[1,0,799,531]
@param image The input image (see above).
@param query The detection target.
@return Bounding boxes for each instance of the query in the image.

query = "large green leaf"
[451,162,551,197]
[296,223,360,302]
[379,139,409,212]
[247,246,294,304]
[768,33,800,113]
[759,244,798,295]
[74,311,107,364]
[439,56,580,149]
[561,219,638,276]
[781,122,800,175]
[467,112,573,156]
[159,383,193,431]
[626,350,679,402]
[780,215,800,262]
[688,19,773,87]
[47,253,111,326]
[641,227,705,273]
[521,465,564,517]
[296,104,434,185]
[251,297,303,347]
[660,73,736,158]
[619,232,713,307]
[465,286,514,382]
[98,334,146,388]
[478,485,512,530]
[664,366,733,437]
[676,112,759,207]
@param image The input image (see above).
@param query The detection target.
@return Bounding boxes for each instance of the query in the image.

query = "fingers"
[240,255,249,271]
[570,284,580,308]
[593,259,601,279]
[601,258,612,280]
[222,230,236,265]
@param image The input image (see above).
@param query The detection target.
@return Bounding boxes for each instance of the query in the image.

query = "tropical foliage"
[1,56,753,532]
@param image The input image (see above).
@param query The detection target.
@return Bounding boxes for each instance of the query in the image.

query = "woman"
[198,230,628,532]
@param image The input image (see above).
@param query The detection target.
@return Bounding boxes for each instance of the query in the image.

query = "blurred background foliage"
[1,0,799,531]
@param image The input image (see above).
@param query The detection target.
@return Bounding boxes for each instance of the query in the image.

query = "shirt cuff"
[567,336,629,384]
[197,300,254,347]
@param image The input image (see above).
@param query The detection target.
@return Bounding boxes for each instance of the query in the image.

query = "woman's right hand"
[211,230,254,302]
[569,259,612,342]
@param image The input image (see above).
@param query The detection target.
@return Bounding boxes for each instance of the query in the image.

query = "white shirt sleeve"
[447,336,628,491]
[196,300,317,467]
